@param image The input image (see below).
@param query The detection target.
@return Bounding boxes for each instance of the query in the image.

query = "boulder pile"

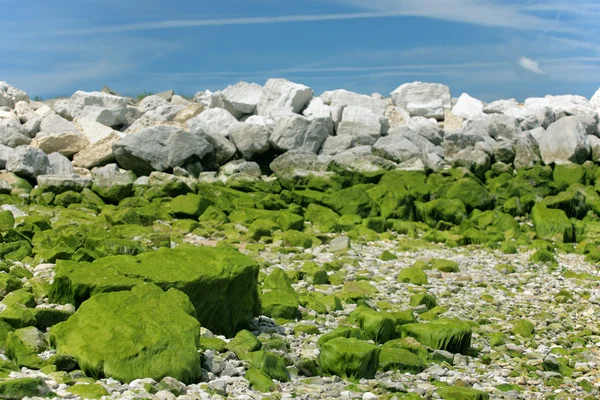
[0,80,597,398]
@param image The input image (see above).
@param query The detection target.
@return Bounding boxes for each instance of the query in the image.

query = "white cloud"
[518,57,545,75]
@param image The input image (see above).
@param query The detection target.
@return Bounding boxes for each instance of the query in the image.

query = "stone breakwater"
[0,80,597,399]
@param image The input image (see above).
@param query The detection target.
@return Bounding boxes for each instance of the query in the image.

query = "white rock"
[228,123,271,159]
[484,98,519,114]
[514,131,542,170]
[303,97,334,135]
[0,81,29,106]
[124,111,168,133]
[337,106,389,141]
[154,104,185,121]
[72,132,122,169]
[173,104,205,123]
[170,94,190,106]
[52,99,73,120]
[538,116,590,165]
[154,90,175,102]
[138,95,170,113]
[187,108,238,138]
[73,106,122,127]
[270,114,329,153]
[6,146,50,179]
[32,131,90,157]
[14,101,35,122]
[47,152,75,174]
[244,115,275,129]
[222,81,263,114]
[0,145,14,169]
[325,89,388,115]
[391,82,452,120]
[591,87,600,111]
[543,95,598,135]
[407,116,444,145]
[201,131,237,166]
[372,134,421,163]
[39,113,78,134]
[0,119,31,147]
[589,135,600,162]
[74,118,118,144]
[320,135,354,156]
[70,90,128,125]
[256,78,313,116]
[452,93,485,120]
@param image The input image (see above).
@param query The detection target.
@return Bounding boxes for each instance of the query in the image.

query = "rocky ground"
[0,79,599,399]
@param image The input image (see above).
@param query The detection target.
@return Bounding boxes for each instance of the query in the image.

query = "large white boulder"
[73,106,123,127]
[256,79,313,116]
[336,106,389,142]
[452,93,485,120]
[6,146,50,179]
[70,91,128,125]
[320,135,354,156]
[390,82,451,120]
[513,132,542,170]
[591,87,600,111]
[74,118,119,144]
[538,116,591,165]
[302,98,334,135]
[187,108,238,138]
[322,89,388,115]
[32,131,89,157]
[221,82,263,115]
[0,119,31,147]
[0,82,29,108]
[372,135,421,163]
[124,111,168,133]
[72,132,122,169]
[270,114,329,154]
[138,95,170,113]
[228,123,271,159]
[541,95,598,135]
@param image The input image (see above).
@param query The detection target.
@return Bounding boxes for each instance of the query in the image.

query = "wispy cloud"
[332,0,578,32]
[519,57,545,75]
[38,3,579,36]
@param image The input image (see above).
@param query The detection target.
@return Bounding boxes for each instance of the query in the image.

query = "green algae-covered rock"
[410,293,437,310]
[283,230,320,248]
[276,210,304,231]
[198,205,229,226]
[379,170,429,201]
[244,350,290,382]
[319,337,380,380]
[66,383,109,399]
[397,267,428,285]
[33,308,73,331]
[0,378,50,399]
[50,284,201,384]
[0,241,32,262]
[5,327,47,368]
[261,268,300,320]
[245,368,277,393]
[317,327,363,347]
[324,187,379,218]
[378,347,425,373]
[433,259,460,273]
[170,194,214,218]
[300,262,328,285]
[349,306,396,344]
[305,204,341,233]
[0,211,15,231]
[437,178,495,211]
[511,319,535,338]
[438,386,490,400]
[49,246,260,336]
[228,330,262,359]
[531,203,574,243]
[0,274,23,297]
[0,305,36,329]
[416,199,467,228]
[399,319,472,354]
[553,164,586,191]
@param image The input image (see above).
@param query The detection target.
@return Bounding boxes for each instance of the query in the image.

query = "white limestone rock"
[256,78,313,116]
[324,89,388,115]
[302,97,334,135]
[6,146,50,179]
[138,95,170,113]
[187,108,238,138]
[228,123,271,159]
[452,93,485,120]
[337,106,389,141]
[270,114,329,153]
[538,116,591,165]
[390,82,452,120]
[72,131,122,169]
[222,82,263,115]
[0,119,31,147]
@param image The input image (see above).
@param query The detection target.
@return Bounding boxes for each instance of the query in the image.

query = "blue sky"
[1,0,599,101]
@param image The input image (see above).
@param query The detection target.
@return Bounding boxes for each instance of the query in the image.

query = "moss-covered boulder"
[0,378,50,399]
[49,246,260,336]
[245,368,277,393]
[553,164,586,191]
[397,267,428,285]
[317,327,363,347]
[324,187,379,218]
[416,199,467,227]
[437,178,495,211]
[170,194,214,218]
[5,327,47,368]
[305,204,341,233]
[399,319,472,354]
[531,203,575,242]
[349,306,396,344]
[378,348,425,373]
[66,383,110,399]
[511,319,535,338]
[437,386,490,400]
[318,337,380,379]
[0,211,15,231]
[50,284,201,384]
[260,268,299,320]
[300,262,328,285]
[228,330,262,359]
